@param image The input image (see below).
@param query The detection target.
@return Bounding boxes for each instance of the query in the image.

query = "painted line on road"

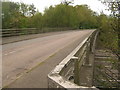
[4,50,18,56]
[3,46,31,56]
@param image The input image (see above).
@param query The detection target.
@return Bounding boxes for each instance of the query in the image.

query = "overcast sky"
[9,0,111,15]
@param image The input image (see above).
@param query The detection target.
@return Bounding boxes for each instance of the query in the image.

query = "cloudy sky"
[9,0,111,15]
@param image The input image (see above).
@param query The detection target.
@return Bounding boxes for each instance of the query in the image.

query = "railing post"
[72,56,79,85]
[89,35,94,53]
[85,39,90,65]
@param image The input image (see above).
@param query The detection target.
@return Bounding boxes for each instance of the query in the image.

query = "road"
[2,30,94,88]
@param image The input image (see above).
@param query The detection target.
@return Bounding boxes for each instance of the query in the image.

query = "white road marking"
[4,51,16,56]
[4,47,26,56]
[3,45,33,56]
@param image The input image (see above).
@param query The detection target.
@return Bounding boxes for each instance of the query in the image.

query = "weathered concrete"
[79,54,94,87]
[2,30,94,88]
[47,30,99,89]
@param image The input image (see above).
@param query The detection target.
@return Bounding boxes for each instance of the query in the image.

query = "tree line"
[2,1,99,29]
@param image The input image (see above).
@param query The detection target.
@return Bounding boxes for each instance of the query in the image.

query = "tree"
[2,1,98,30]
[30,12,43,29]
[28,4,36,16]
[20,2,29,16]
[99,0,120,82]
[2,1,20,28]
[62,0,74,5]
[75,5,98,29]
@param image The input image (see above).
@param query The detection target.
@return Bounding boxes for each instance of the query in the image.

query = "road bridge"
[2,30,98,89]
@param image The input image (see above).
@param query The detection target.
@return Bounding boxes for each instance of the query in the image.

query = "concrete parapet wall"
[48,30,99,89]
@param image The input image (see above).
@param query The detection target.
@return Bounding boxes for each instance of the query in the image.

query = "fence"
[48,30,99,89]
[1,27,73,37]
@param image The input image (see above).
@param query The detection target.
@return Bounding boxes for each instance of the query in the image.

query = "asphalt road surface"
[2,30,94,87]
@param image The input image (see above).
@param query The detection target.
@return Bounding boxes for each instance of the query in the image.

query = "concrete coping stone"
[48,30,99,89]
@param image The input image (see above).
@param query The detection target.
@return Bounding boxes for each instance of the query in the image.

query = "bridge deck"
[2,30,94,88]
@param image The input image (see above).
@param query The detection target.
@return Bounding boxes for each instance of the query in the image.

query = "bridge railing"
[47,30,99,89]
[1,28,39,37]
[1,27,72,37]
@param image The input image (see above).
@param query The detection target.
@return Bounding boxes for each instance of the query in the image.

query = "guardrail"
[1,28,39,37]
[48,30,99,89]
[1,27,72,37]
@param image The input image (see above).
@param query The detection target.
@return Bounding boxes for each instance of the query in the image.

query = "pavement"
[2,30,94,88]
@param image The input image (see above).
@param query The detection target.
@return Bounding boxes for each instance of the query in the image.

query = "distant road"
[2,30,94,87]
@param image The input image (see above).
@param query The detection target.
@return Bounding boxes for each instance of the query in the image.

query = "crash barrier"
[1,27,72,37]
[48,30,99,90]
